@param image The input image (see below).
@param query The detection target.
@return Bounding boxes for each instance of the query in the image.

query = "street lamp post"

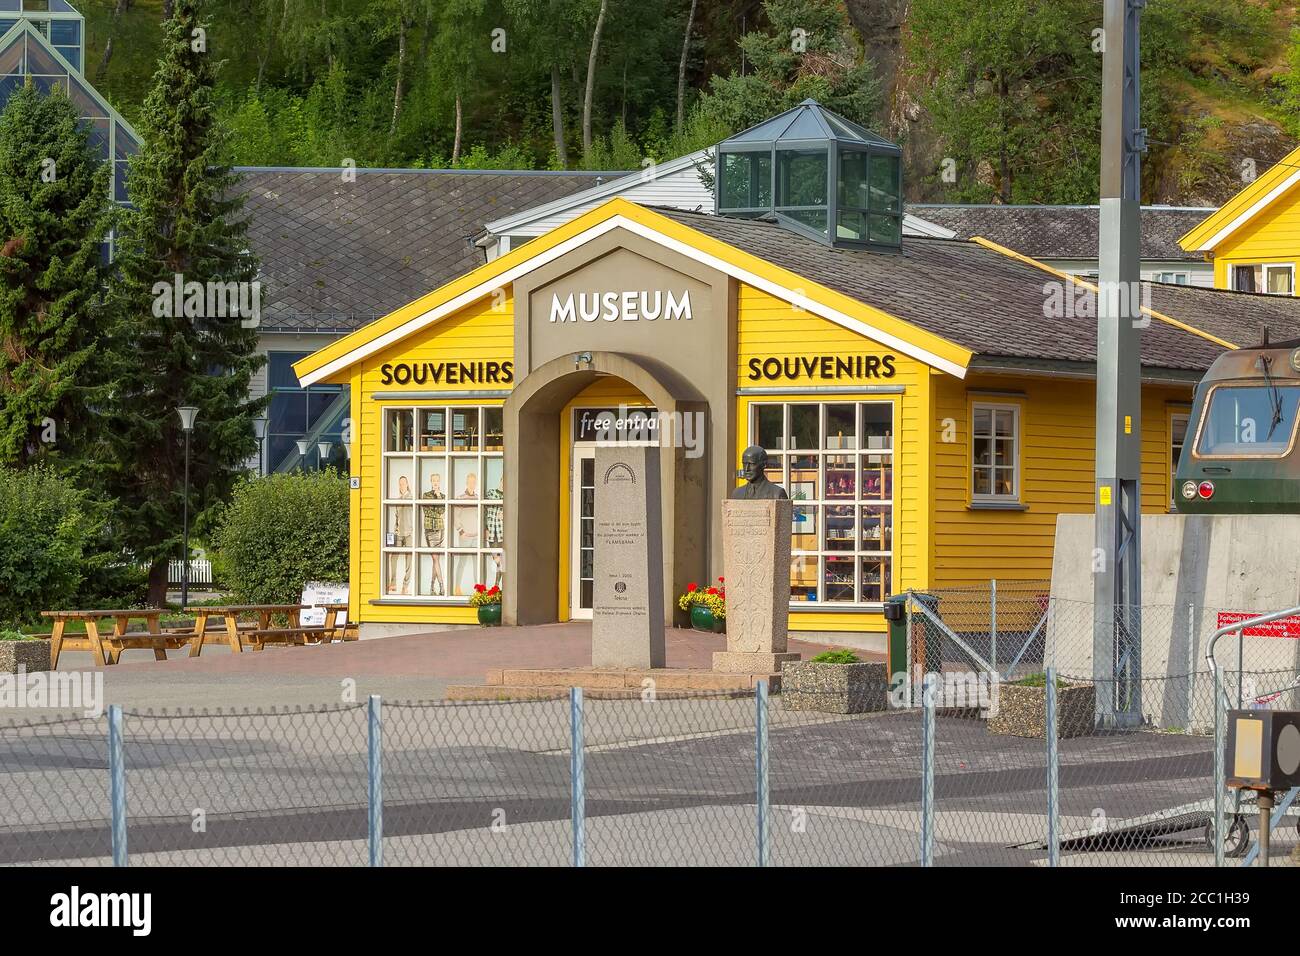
[252,417,268,475]
[177,406,199,610]
[317,441,334,472]
[295,439,312,472]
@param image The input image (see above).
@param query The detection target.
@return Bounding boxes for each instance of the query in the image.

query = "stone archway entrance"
[502,351,710,626]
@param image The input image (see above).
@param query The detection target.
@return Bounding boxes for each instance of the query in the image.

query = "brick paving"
[22,623,866,712]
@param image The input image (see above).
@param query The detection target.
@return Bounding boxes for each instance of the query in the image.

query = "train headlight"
[1291,347,1300,373]
[1198,480,1215,499]
[1181,480,1198,500]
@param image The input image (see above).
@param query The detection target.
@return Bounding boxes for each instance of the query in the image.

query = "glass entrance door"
[570,445,596,619]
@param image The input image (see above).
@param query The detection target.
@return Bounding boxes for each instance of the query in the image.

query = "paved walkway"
[16,623,862,712]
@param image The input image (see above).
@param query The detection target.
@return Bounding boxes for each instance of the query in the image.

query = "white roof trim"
[1197,168,1300,252]
[483,150,713,235]
[901,214,957,240]
[299,213,968,386]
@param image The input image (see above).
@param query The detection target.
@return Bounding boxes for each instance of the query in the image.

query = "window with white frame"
[971,403,1019,500]
[1232,263,1295,296]
[381,406,504,600]
[1150,271,1190,285]
[753,401,894,606]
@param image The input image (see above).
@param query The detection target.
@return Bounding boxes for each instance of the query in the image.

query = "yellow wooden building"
[293,105,1300,639]
[293,188,1300,640]
[1179,143,1300,297]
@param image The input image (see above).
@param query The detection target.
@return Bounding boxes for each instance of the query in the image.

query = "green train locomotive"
[1174,337,1300,513]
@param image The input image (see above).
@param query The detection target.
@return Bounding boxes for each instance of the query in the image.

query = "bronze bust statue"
[730,445,788,500]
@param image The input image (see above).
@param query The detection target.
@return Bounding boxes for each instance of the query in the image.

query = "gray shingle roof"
[906,204,1214,261]
[237,168,615,332]
[653,208,1300,373]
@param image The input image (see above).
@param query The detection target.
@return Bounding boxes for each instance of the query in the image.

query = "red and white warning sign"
[1216,611,1300,639]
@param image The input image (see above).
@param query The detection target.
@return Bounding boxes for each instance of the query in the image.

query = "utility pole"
[1094,0,1146,727]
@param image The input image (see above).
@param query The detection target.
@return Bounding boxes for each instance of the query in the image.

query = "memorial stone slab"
[713,498,799,673]
[592,444,665,668]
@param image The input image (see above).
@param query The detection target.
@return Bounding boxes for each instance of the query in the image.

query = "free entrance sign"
[1216,611,1300,639]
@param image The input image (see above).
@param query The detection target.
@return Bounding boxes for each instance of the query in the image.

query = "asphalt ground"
[4,699,1287,867]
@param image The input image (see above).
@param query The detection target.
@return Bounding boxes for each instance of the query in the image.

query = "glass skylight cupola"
[715,99,903,250]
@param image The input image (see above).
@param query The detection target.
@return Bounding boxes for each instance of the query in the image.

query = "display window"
[382,405,504,598]
[752,401,894,605]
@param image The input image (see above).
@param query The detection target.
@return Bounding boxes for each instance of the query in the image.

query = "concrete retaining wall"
[1049,514,1300,727]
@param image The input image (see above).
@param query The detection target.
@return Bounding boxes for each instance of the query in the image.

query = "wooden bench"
[41,609,190,667]
[187,603,354,656]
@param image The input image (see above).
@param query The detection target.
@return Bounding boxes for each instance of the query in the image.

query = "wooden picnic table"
[41,609,190,668]
[186,603,353,657]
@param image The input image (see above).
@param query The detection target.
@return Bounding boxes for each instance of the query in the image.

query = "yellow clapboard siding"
[1207,176,1300,287]
[736,284,932,625]
[929,374,1192,588]
[354,294,514,625]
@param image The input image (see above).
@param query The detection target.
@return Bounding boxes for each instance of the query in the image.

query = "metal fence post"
[1185,603,1196,731]
[756,680,769,867]
[1045,667,1059,867]
[990,578,998,674]
[1212,665,1225,868]
[920,672,936,867]
[368,694,383,867]
[108,704,127,867]
[570,686,586,867]
[904,594,914,709]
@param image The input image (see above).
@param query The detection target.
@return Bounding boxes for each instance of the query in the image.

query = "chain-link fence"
[1,602,1297,867]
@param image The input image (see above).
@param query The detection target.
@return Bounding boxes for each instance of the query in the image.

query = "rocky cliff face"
[845,0,1297,205]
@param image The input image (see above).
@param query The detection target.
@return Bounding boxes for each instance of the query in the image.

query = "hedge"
[213,470,349,605]
[0,467,101,625]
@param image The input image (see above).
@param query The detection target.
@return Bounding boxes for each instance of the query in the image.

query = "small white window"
[1232,263,1295,295]
[972,403,1019,500]
[1152,271,1190,285]
[1265,265,1294,296]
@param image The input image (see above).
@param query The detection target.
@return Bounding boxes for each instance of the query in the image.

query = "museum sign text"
[549,290,693,323]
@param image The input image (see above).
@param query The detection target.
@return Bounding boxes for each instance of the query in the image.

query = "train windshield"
[1195,384,1300,458]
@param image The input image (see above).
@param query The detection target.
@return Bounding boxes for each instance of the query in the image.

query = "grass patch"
[1015,672,1073,689]
[810,649,862,664]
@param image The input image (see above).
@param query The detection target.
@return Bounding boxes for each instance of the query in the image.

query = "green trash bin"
[884,592,943,703]
[883,595,909,692]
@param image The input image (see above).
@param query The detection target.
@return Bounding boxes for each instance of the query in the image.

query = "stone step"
[491,667,778,691]
[445,683,764,702]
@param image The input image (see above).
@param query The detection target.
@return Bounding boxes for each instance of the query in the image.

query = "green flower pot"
[690,604,723,633]
[477,603,502,626]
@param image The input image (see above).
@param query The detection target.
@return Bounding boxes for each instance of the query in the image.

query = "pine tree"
[694,0,881,135]
[0,83,114,467]
[98,0,267,605]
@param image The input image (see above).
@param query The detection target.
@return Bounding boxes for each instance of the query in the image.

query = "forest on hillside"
[81,0,1300,204]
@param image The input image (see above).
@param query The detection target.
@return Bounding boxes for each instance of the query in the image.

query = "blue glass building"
[0,0,141,204]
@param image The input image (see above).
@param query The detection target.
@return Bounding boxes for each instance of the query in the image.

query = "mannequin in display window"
[387,475,413,594]
[421,472,446,596]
